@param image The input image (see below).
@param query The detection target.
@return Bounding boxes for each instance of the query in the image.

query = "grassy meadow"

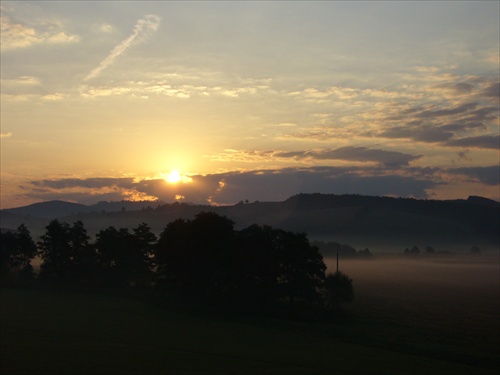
[1,254,498,374]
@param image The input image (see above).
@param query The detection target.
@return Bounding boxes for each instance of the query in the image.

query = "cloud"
[24,165,445,206]
[84,14,161,81]
[93,23,115,34]
[2,76,41,86]
[212,147,422,167]
[432,82,474,95]
[381,126,454,143]
[372,77,499,149]
[79,71,272,99]
[20,163,500,207]
[257,73,498,153]
[445,135,499,150]
[413,66,440,73]
[412,102,478,119]
[0,15,79,49]
[275,147,422,167]
[207,168,439,203]
[447,166,500,186]
[481,82,500,101]
[30,177,136,189]
[41,93,66,101]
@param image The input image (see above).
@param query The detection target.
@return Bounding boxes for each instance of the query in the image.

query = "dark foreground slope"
[1,194,498,250]
[2,254,498,375]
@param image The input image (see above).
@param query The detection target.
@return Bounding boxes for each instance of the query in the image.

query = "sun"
[166,169,181,184]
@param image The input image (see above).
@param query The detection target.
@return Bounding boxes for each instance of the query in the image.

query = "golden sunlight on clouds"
[163,170,193,185]
[166,169,181,184]
[0,2,498,208]
[0,15,80,49]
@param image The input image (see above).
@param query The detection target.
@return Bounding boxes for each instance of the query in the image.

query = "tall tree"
[95,225,154,287]
[38,220,73,284]
[0,224,37,284]
[154,218,191,292]
[273,230,326,311]
[155,212,237,303]
[38,220,96,285]
[132,222,157,272]
[235,224,281,311]
[70,220,96,284]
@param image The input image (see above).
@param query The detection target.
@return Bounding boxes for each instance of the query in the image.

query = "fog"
[325,253,499,288]
[325,253,499,333]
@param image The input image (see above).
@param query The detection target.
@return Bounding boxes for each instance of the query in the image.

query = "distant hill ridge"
[284,193,499,209]
[2,199,163,219]
[1,194,498,250]
[4,193,498,218]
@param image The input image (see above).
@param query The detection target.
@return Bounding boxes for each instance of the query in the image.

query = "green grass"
[1,280,498,375]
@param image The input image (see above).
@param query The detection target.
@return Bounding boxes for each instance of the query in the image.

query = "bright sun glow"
[166,169,181,184]
[159,169,193,185]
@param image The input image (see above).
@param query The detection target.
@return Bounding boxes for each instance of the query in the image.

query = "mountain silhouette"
[2,200,90,219]
[1,194,498,251]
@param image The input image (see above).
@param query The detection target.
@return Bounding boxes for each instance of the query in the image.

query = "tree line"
[1,212,353,316]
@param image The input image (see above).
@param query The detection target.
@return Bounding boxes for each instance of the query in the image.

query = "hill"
[2,200,90,219]
[1,194,498,252]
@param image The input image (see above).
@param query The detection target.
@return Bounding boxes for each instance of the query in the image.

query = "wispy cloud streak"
[84,15,160,81]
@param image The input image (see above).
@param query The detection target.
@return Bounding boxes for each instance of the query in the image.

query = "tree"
[425,246,435,254]
[132,223,157,283]
[38,220,96,285]
[38,220,73,283]
[235,224,282,311]
[155,213,329,315]
[273,230,326,311]
[323,271,354,312]
[155,212,237,304]
[404,246,420,255]
[95,225,153,287]
[0,224,37,284]
[69,220,96,284]
[155,218,192,292]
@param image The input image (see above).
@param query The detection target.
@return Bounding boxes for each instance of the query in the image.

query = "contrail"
[84,14,160,81]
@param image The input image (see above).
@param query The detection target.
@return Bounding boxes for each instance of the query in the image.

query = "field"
[1,254,498,374]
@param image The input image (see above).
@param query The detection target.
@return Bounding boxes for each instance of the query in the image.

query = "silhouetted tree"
[38,220,96,286]
[155,218,192,293]
[425,246,435,254]
[95,225,153,287]
[404,246,420,255]
[156,214,328,313]
[274,230,326,311]
[235,224,282,311]
[69,220,96,284]
[155,212,237,304]
[133,223,156,259]
[0,224,37,284]
[38,220,74,284]
[323,271,354,312]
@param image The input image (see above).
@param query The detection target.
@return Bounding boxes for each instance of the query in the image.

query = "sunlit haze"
[166,170,181,184]
[1,1,499,208]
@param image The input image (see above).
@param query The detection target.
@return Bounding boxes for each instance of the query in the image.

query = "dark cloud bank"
[23,164,499,206]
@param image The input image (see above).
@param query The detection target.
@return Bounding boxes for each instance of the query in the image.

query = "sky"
[1,1,499,209]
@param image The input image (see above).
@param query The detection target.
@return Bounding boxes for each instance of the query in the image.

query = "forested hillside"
[2,194,498,251]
